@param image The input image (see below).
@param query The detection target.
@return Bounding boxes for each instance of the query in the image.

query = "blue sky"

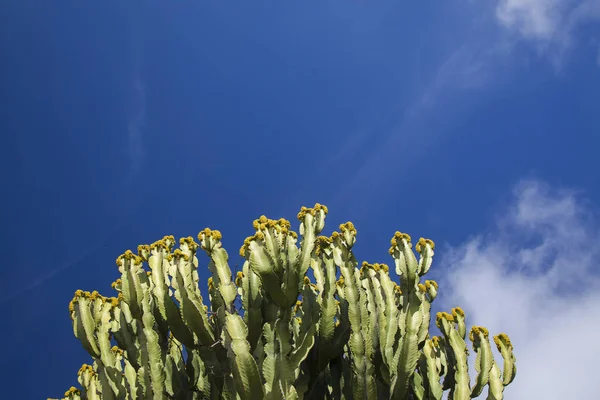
[1,1,599,398]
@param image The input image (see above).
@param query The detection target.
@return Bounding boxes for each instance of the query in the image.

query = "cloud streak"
[439,179,600,399]
[330,33,514,214]
[127,72,146,181]
[0,247,102,306]
[126,14,147,182]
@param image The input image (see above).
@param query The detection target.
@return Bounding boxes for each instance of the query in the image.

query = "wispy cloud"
[0,247,102,306]
[126,16,147,182]
[330,34,514,213]
[439,179,600,399]
[127,72,146,180]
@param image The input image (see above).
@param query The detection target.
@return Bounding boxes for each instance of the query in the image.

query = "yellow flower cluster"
[388,231,412,255]
[415,237,436,253]
[149,235,176,252]
[469,326,490,342]
[296,203,328,221]
[493,333,514,352]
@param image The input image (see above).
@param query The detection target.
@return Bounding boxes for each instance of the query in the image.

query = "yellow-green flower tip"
[198,229,222,243]
[64,387,80,396]
[317,234,331,244]
[469,325,490,342]
[391,231,412,246]
[389,231,412,254]
[252,216,293,236]
[68,293,80,317]
[109,297,119,307]
[416,237,435,252]
[77,364,94,376]
[239,240,249,257]
[235,271,244,286]
[116,250,143,267]
[161,235,176,250]
[360,261,384,273]
[297,203,328,220]
[278,217,291,229]
[239,232,265,257]
[493,333,513,351]
[435,311,454,328]
[417,283,426,293]
[149,238,167,252]
[425,280,438,290]
[170,248,190,262]
[137,244,150,260]
[178,237,198,253]
[296,209,308,221]
[315,236,331,255]
[339,221,356,234]
[110,278,122,289]
[452,307,465,319]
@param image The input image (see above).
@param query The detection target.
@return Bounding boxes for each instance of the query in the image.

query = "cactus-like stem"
[222,313,264,400]
[436,311,470,400]
[389,233,428,400]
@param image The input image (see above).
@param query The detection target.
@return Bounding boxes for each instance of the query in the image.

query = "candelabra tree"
[51,204,516,400]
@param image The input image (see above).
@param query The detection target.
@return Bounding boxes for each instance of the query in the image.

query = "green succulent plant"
[51,204,516,400]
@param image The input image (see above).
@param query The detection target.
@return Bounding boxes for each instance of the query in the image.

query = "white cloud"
[496,0,564,40]
[440,179,600,399]
[495,0,600,65]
